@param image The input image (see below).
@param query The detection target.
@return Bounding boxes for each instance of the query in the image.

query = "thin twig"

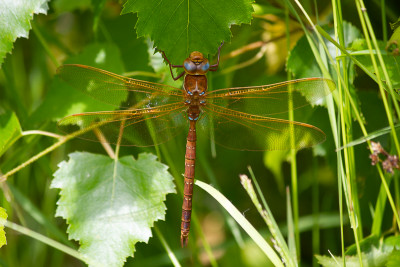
[93,128,115,159]
[22,130,62,139]
[221,29,302,62]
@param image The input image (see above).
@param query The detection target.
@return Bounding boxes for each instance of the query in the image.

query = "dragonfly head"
[189,51,204,63]
[184,51,210,75]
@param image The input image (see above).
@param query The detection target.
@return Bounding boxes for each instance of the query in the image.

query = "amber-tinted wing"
[206,78,335,116]
[57,64,183,109]
[197,103,325,151]
[58,103,187,147]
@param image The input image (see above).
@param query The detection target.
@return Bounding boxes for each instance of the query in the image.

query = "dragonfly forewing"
[58,103,187,147]
[57,64,183,110]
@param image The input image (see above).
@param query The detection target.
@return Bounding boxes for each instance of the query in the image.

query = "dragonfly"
[57,43,335,247]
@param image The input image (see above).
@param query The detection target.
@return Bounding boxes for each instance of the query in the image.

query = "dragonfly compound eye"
[200,61,209,72]
[184,60,197,73]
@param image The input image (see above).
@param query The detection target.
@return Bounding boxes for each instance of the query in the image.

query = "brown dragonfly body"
[57,43,335,247]
[179,51,217,246]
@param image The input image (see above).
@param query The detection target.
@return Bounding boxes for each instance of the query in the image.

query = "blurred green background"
[1,0,400,266]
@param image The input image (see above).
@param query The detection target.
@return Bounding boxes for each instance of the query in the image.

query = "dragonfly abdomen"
[181,120,197,247]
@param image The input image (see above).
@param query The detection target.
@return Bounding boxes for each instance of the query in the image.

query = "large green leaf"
[122,0,254,64]
[0,112,22,157]
[51,152,175,266]
[0,207,7,248]
[0,0,49,66]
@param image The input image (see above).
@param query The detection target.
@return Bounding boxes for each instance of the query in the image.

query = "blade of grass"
[355,0,400,230]
[154,226,181,267]
[7,183,72,246]
[159,144,218,267]
[337,123,400,151]
[311,156,320,267]
[246,167,296,267]
[199,152,244,247]
[286,187,297,264]
[5,221,97,266]
[287,0,364,264]
[195,180,284,267]
[284,0,300,258]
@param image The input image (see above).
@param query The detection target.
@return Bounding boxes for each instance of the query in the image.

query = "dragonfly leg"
[209,41,224,71]
[173,71,186,81]
[156,48,185,80]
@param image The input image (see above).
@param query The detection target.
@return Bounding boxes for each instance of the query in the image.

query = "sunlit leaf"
[0,207,7,248]
[51,152,176,267]
[387,250,400,267]
[0,112,22,157]
[0,0,49,66]
[122,0,254,64]
[316,235,400,267]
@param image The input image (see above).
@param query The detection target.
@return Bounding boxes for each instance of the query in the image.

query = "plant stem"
[21,130,62,139]
[1,126,93,182]
[32,23,59,67]
[5,221,94,265]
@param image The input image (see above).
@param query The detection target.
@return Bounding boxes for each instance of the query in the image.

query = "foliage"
[0,112,21,157]
[0,207,7,248]
[0,0,400,266]
[51,152,175,266]
[316,235,400,267]
[0,0,49,65]
[122,0,254,64]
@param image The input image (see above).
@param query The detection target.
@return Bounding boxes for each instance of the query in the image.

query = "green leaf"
[0,0,49,66]
[0,112,22,157]
[316,248,388,267]
[316,235,400,267]
[387,250,400,267]
[122,0,254,64]
[263,150,288,193]
[0,207,7,248]
[349,40,400,89]
[51,152,175,267]
[345,235,379,255]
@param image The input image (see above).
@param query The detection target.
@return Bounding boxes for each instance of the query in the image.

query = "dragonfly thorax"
[184,74,207,121]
